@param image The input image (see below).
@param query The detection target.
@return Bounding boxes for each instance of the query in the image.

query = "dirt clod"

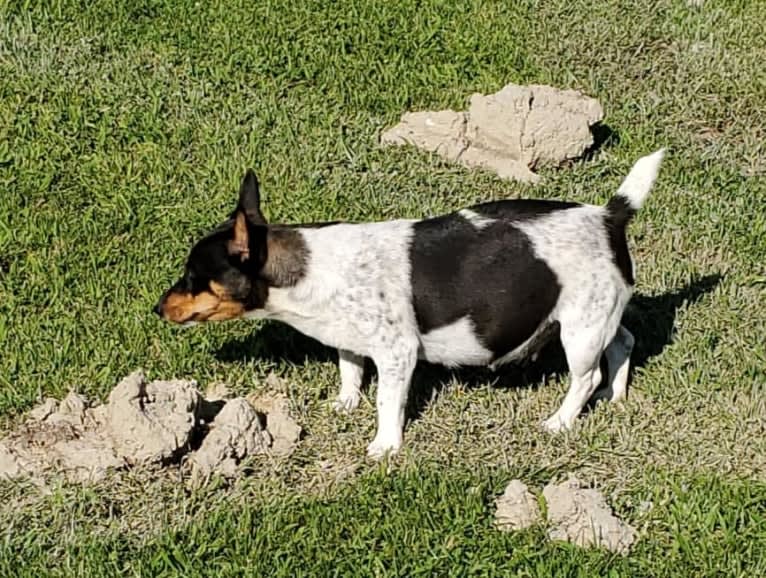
[381,83,603,182]
[0,417,124,483]
[495,474,636,553]
[106,372,200,465]
[0,371,303,485]
[52,392,89,427]
[28,398,59,422]
[189,399,272,483]
[248,393,302,457]
[542,474,636,554]
[494,479,541,531]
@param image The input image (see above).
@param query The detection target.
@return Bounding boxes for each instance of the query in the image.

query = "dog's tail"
[605,148,666,228]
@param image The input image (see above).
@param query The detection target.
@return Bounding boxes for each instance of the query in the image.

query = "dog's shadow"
[215,274,722,419]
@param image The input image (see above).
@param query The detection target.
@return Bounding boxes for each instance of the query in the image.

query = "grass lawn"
[1,0,765,575]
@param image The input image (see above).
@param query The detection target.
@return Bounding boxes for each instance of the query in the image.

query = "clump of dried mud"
[0,371,301,485]
[494,479,542,531]
[381,83,603,183]
[543,474,637,554]
[495,474,636,554]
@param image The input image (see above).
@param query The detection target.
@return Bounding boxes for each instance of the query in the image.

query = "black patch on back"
[604,196,636,285]
[410,201,571,360]
[471,199,580,220]
[292,221,342,229]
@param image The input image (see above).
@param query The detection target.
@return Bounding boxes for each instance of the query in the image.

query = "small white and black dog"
[156,149,665,458]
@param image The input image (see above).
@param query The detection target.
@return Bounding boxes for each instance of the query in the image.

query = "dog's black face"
[155,171,269,324]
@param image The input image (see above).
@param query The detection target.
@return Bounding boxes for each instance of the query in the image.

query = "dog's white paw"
[366,435,401,460]
[541,414,572,433]
[332,391,361,413]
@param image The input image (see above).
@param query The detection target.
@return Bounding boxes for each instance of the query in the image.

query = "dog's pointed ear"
[227,211,251,261]
[238,169,266,225]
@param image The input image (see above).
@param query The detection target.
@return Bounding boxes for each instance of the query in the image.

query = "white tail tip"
[617,148,666,210]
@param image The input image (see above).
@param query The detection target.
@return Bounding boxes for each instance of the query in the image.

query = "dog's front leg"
[367,341,418,459]
[333,349,365,412]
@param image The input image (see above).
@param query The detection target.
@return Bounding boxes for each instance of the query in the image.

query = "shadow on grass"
[623,273,722,369]
[214,273,722,420]
[582,122,620,161]
[215,323,337,366]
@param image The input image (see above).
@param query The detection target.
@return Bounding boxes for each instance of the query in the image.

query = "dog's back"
[286,173,655,369]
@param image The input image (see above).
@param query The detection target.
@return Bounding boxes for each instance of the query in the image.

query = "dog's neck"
[261,227,310,288]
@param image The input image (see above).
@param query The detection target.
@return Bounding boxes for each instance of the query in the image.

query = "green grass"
[2,468,766,577]
[1,0,765,574]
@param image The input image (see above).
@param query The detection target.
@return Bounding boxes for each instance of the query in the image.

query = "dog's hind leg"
[334,349,365,412]
[542,323,607,433]
[600,325,634,403]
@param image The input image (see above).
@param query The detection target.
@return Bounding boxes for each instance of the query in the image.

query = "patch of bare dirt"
[495,474,636,554]
[381,83,603,182]
[0,371,302,485]
[543,474,636,554]
[248,393,303,457]
[189,399,272,484]
[494,479,541,531]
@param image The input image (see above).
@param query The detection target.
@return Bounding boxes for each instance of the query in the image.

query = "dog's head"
[155,170,275,325]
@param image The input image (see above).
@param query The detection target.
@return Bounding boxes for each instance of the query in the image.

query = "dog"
[155,149,665,458]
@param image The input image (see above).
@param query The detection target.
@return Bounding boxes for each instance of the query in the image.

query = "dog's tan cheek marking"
[208,281,230,299]
[163,291,219,323]
[163,292,194,323]
[207,300,245,321]
[206,281,246,321]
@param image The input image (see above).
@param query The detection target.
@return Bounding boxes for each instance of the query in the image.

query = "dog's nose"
[153,302,162,317]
